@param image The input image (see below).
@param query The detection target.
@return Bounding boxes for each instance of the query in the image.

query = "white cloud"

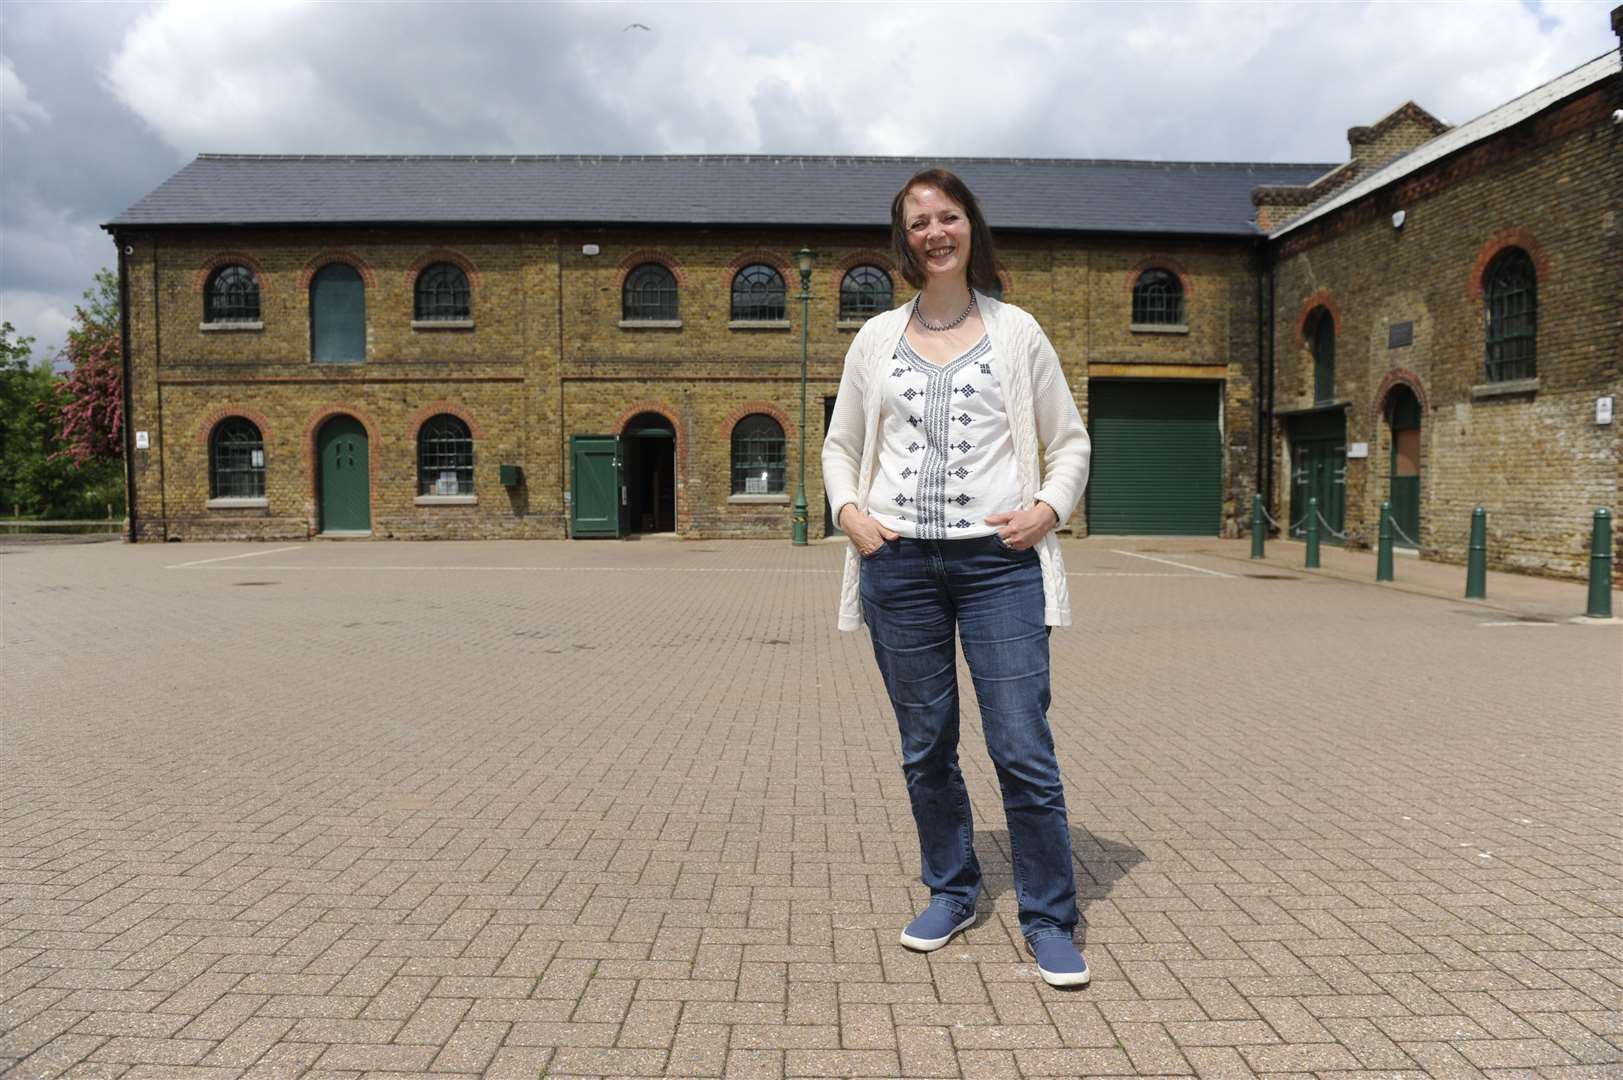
[1,55,51,131]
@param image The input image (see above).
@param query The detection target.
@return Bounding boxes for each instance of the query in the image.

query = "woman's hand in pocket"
[841,505,901,557]
[984,502,1059,551]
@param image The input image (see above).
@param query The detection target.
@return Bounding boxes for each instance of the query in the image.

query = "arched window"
[210,418,265,499]
[1484,248,1536,382]
[731,414,786,495]
[1309,307,1335,402]
[839,266,893,321]
[1132,268,1183,325]
[731,264,786,321]
[310,263,365,363]
[623,263,679,321]
[205,265,260,323]
[414,263,471,321]
[418,415,474,496]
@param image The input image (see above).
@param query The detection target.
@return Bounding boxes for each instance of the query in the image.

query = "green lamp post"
[791,247,814,546]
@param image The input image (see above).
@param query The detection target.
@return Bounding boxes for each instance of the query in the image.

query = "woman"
[822,168,1092,988]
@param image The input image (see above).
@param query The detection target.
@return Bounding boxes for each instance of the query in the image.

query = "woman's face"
[902,185,971,286]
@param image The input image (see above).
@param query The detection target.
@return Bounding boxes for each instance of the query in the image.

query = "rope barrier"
[1256,503,1284,530]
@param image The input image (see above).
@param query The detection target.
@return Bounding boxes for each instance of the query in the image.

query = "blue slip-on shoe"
[898,906,976,952]
[1031,937,1090,987]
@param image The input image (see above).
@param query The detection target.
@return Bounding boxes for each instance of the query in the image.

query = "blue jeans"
[860,534,1078,944]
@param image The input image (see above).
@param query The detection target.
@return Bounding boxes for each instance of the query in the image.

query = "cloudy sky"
[0,0,1614,362]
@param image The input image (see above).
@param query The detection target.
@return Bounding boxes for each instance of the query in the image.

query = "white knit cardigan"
[821,291,1091,632]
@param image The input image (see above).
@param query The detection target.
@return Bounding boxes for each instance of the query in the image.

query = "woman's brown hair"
[890,167,1003,293]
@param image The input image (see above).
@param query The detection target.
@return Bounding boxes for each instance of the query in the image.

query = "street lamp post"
[791,247,814,546]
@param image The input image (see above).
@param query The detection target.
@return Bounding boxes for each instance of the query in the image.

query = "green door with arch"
[1387,388,1421,548]
[317,415,370,533]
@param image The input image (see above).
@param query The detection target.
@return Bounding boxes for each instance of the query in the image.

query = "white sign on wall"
[1347,442,1369,459]
[134,431,149,449]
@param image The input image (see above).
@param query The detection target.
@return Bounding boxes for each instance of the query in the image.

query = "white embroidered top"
[867,332,1021,539]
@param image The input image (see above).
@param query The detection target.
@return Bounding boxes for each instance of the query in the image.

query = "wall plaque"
[1388,320,1414,348]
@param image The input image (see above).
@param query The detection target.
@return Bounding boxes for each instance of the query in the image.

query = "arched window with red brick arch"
[731,414,786,495]
[1483,247,1536,382]
[204,265,260,324]
[210,417,265,499]
[839,265,893,321]
[1131,267,1184,326]
[413,263,471,322]
[1307,306,1336,402]
[417,414,475,496]
[623,263,679,321]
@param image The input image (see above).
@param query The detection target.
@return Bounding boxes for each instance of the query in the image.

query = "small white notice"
[1347,442,1369,459]
[1598,396,1614,425]
[436,471,459,495]
[134,431,149,449]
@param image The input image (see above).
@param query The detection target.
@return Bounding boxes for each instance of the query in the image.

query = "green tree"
[0,322,74,516]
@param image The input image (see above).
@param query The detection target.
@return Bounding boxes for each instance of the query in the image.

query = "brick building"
[106,29,1620,579]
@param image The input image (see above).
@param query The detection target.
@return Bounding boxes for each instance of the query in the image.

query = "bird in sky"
[624,23,650,32]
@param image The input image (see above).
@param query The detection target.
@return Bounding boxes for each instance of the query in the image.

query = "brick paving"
[2,537,1619,1079]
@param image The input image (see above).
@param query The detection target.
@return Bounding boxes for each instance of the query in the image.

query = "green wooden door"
[1388,390,1421,548]
[311,263,365,363]
[1086,380,1222,534]
[1289,438,1347,543]
[317,416,370,533]
[570,435,624,538]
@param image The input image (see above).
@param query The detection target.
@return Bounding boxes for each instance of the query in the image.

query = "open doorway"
[623,411,676,534]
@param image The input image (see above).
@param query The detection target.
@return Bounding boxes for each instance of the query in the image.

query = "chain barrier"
[1256,503,1284,530]
[1314,508,1351,541]
[1387,516,1421,549]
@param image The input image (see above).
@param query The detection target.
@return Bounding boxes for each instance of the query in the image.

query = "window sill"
[200,321,264,332]
[415,494,477,506]
[411,320,474,331]
[727,493,790,505]
[1129,322,1189,335]
[618,319,683,330]
[312,359,366,366]
[206,497,268,509]
[1471,377,1539,400]
[728,320,791,331]
[836,319,868,331]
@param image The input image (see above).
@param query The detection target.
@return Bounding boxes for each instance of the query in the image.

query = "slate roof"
[1272,51,1621,238]
[107,155,1333,237]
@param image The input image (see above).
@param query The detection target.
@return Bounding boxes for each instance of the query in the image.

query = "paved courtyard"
[2,537,1619,1080]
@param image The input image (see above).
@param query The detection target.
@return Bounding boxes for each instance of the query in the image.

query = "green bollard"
[1377,501,1394,582]
[1305,496,1321,568]
[1251,494,1265,559]
[1587,508,1613,619]
[1465,506,1487,599]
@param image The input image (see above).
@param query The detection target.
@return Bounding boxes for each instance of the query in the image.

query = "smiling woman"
[821,167,1094,989]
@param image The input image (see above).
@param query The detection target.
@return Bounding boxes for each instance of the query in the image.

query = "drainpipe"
[116,233,137,541]
[1254,237,1276,519]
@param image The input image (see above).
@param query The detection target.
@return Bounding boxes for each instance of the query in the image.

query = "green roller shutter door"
[1086,380,1222,535]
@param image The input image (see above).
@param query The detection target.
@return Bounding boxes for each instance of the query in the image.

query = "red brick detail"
[828,251,897,295]
[1467,229,1549,301]
[196,405,274,445]
[1293,290,1342,347]
[1123,256,1195,299]
[614,402,689,532]
[1374,368,1429,419]
[297,251,377,289]
[192,253,271,295]
[302,406,383,534]
[405,249,482,290]
[614,250,689,291]
[718,401,797,444]
[721,250,793,290]
[406,401,485,441]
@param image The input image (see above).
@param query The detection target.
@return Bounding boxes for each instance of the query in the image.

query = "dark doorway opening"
[624,411,676,534]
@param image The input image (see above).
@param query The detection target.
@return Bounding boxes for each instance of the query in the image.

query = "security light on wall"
[581,244,600,256]
[1391,210,1406,230]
